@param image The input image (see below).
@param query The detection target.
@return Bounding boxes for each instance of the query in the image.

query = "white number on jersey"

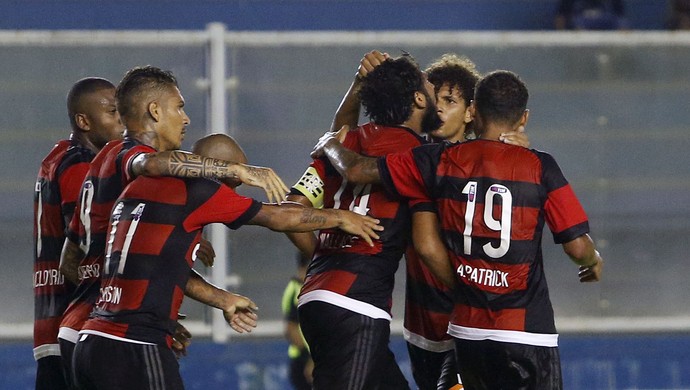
[462,181,513,258]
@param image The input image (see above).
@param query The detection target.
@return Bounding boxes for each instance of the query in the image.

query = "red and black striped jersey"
[296,122,426,319]
[33,138,94,359]
[59,137,155,342]
[380,140,589,347]
[403,244,454,352]
[81,176,261,347]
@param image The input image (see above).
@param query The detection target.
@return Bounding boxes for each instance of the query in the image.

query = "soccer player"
[281,253,313,390]
[313,70,604,390]
[325,51,527,390]
[71,133,382,389]
[403,53,483,390]
[288,53,440,389]
[56,66,290,385]
[33,77,123,390]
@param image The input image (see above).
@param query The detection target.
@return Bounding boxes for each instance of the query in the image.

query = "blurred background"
[1,1,689,389]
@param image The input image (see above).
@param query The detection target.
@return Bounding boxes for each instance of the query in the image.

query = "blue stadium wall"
[0,0,669,31]
[3,334,690,389]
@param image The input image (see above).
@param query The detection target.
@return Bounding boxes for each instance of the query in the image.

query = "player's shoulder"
[40,139,72,164]
[357,122,425,152]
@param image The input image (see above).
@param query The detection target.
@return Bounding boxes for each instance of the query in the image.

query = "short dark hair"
[67,77,115,130]
[357,54,424,126]
[116,66,178,119]
[474,70,528,126]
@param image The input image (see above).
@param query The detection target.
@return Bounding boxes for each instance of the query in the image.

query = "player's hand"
[357,50,389,79]
[222,293,259,334]
[237,165,289,204]
[578,256,603,283]
[311,126,349,159]
[335,209,383,247]
[500,125,530,148]
[171,317,192,359]
[196,238,216,267]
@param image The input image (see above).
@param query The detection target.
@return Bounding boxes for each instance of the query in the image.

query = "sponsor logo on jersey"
[34,268,65,288]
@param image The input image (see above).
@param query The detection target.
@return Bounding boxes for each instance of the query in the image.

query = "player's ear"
[75,113,90,132]
[148,101,161,122]
[413,91,427,109]
[463,106,472,124]
[519,109,529,127]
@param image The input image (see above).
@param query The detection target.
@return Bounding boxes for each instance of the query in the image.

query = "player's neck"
[480,123,512,141]
[71,130,100,154]
[124,123,160,151]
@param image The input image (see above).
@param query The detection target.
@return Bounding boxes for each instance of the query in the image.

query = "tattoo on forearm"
[300,208,327,226]
[243,166,268,183]
[168,152,235,179]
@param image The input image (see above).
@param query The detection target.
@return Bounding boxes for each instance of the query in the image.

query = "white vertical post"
[207,22,229,343]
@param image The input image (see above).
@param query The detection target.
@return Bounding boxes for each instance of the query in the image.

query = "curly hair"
[426,53,480,108]
[116,65,178,119]
[474,70,528,126]
[426,54,481,138]
[357,54,424,126]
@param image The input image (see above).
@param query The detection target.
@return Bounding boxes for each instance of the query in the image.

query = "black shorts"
[36,355,70,390]
[299,301,409,390]
[73,334,183,390]
[58,338,76,389]
[453,338,562,390]
[406,342,458,390]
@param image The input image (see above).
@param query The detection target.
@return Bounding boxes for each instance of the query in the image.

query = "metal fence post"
[207,21,230,343]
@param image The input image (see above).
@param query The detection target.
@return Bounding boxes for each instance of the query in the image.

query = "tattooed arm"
[130,150,289,203]
[248,201,383,247]
[59,238,84,285]
[311,131,382,185]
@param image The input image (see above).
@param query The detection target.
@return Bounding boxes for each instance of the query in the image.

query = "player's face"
[431,83,471,143]
[83,87,124,149]
[157,86,190,151]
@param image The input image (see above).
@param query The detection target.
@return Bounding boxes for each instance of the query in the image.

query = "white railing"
[3,25,690,341]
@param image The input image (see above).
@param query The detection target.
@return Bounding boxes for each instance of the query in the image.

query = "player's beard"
[421,101,443,134]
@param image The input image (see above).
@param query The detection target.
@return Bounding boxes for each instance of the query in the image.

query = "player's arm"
[331,50,389,131]
[171,316,192,358]
[283,194,318,259]
[411,211,457,289]
[185,269,258,333]
[562,233,604,283]
[195,237,216,267]
[311,128,382,185]
[59,238,84,285]
[248,201,383,247]
[129,150,289,203]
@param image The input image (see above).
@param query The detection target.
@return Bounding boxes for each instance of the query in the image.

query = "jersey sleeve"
[65,196,83,245]
[379,143,444,202]
[121,144,157,184]
[58,161,90,227]
[539,152,590,243]
[184,180,262,232]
